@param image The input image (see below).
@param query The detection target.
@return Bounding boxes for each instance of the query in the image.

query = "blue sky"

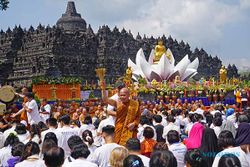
[1,0,250,71]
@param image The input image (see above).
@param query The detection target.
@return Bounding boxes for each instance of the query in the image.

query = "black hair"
[238,114,249,123]
[143,126,154,139]
[44,132,58,145]
[171,109,179,117]
[70,144,90,159]
[204,112,213,127]
[153,115,162,123]
[83,115,92,124]
[70,120,81,128]
[38,121,48,131]
[199,128,219,167]
[44,147,65,167]
[218,130,235,151]
[82,130,94,145]
[93,118,101,129]
[30,124,42,144]
[125,138,140,151]
[123,154,144,167]
[67,135,83,150]
[102,125,115,136]
[4,133,19,147]
[42,139,57,155]
[167,130,180,144]
[153,142,169,152]
[11,142,24,156]
[214,112,222,118]
[47,118,58,127]
[150,150,177,167]
[166,114,175,123]
[21,141,40,161]
[218,154,241,167]
[25,92,34,99]
[15,123,27,134]
[139,115,151,125]
[213,117,223,127]
[58,114,70,125]
[190,113,202,123]
[185,149,207,167]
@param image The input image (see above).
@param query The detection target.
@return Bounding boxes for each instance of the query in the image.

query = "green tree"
[0,0,9,10]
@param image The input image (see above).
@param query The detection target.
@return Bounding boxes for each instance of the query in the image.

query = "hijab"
[235,122,250,146]
[185,122,204,150]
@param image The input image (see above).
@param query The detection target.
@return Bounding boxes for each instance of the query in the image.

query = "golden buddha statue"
[219,65,227,84]
[154,40,166,63]
[154,40,172,63]
[124,66,133,86]
[151,79,159,88]
[125,66,132,79]
[174,75,181,84]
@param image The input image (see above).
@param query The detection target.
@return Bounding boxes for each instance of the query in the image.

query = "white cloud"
[240,0,250,9]
[224,57,250,72]
[116,0,243,49]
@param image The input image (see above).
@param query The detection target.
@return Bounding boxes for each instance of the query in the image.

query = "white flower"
[128,48,199,82]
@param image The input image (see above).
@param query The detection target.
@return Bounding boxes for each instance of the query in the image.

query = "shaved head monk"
[102,84,140,146]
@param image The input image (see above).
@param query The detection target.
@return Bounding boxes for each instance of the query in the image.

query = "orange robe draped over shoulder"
[114,99,140,146]
[20,97,28,122]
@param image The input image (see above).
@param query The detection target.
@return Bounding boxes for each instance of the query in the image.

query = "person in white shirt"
[88,125,120,167]
[167,130,187,167]
[162,115,180,140]
[95,106,116,146]
[64,143,97,167]
[3,120,18,142]
[211,117,222,137]
[82,130,97,154]
[43,146,65,167]
[56,115,79,156]
[39,98,51,123]
[194,104,204,116]
[15,141,45,167]
[78,115,95,137]
[23,93,41,125]
[63,135,84,164]
[125,138,150,167]
[0,132,4,149]
[14,123,30,143]
[137,115,156,142]
[0,134,19,167]
[213,130,249,167]
[41,118,57,142]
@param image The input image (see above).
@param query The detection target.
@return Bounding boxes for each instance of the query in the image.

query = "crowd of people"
[0,85,249,167]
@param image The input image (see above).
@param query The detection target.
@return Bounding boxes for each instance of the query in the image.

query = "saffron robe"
[114,99,140,146]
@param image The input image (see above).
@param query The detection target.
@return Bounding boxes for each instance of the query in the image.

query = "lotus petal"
[150,71,162,82]
[152,53,173,80]
[167,70,180,81]
[181,68,197,81]
[138,54,152,80]
[128,48,199,82]
[175,55,190,78]
[166,49,175,65]
[187,58,199,70]
[128,59,145,76]
[136,48,146,67]
[148,49,155,65]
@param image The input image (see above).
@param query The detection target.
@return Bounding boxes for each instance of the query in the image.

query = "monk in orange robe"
[12,87,28,122]
[102,86,141,146]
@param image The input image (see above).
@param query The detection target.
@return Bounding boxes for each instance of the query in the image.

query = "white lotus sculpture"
[128,48,199,82]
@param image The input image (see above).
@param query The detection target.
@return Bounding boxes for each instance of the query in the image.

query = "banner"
[80,90,91,101]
